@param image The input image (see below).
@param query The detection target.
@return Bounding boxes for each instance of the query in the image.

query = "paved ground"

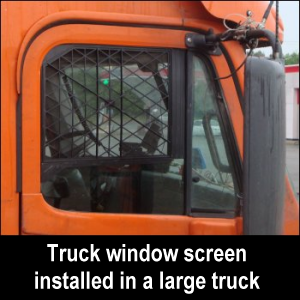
[286,141,299,198]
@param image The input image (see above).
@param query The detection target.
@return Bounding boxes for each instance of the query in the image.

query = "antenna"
[274,1,280,59]
[258,1,281,59]
[258,1,275,29]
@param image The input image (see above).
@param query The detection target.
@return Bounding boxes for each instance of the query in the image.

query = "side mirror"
[244,57,286,235]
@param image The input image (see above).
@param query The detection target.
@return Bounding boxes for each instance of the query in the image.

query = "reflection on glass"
[191,56,238,213]
[42,160,184,215]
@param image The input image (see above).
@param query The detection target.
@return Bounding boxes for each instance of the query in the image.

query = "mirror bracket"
[185,30,222,56]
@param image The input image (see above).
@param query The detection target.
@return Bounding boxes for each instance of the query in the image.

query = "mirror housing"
[244,57,286,235]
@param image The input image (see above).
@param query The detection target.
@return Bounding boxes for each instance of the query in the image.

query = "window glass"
[41,160,184,214]
[191,56,238,213]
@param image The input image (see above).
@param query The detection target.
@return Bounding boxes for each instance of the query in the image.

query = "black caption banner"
[1,236,299,294]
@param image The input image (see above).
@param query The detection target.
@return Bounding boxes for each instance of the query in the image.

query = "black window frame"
[186,50,242,218]
[40,44,242,218]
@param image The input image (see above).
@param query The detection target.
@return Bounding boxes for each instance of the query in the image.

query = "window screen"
[43,47,170,161]
[41,46,185,215]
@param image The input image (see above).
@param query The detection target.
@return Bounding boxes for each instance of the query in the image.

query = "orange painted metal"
[15,1,283,93]
[284,177,299,235]
[1,1,298,235]
[22,194,238,235]
[202,1,284,40]
[1,2,19,234]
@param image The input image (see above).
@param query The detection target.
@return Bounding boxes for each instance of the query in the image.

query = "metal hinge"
[185,29,222,56]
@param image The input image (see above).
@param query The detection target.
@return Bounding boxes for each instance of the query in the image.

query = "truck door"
[20,23,241,234]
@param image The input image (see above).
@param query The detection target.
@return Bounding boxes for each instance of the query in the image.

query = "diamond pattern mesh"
[43,47,170,161]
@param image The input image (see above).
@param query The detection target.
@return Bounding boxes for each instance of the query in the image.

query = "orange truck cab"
[1,1,299,235]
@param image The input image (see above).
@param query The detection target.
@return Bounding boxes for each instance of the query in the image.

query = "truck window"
[191,56,239,214]
[41,46,184,214]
